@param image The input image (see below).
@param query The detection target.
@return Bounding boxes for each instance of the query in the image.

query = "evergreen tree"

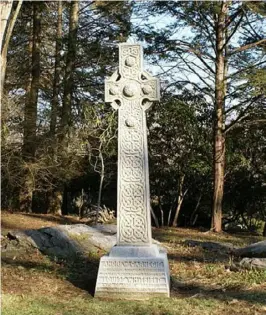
[134,0,266,231]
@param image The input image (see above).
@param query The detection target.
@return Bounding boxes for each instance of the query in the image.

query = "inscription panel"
[95,257,170,298]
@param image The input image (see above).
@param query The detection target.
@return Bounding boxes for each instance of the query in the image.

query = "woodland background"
[1,1,266,234]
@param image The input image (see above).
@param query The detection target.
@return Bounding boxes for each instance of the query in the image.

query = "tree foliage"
[1,1,265,234]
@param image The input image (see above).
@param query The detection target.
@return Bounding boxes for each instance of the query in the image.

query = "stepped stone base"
[95,245,170,299]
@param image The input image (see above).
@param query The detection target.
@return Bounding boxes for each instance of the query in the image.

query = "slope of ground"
[1,211,266,315]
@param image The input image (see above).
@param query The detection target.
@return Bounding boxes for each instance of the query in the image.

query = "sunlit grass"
[1,212,266,315]
[0,293,241,315]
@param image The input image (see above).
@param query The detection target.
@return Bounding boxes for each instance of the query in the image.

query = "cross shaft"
[105,44,160,246]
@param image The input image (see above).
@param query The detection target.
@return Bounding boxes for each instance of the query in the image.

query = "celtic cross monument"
[95,43,170,299]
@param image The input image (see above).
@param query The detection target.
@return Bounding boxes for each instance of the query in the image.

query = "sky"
[127,3,266,114]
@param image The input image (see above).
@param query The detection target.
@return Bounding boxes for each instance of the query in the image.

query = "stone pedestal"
[95,245,170,299]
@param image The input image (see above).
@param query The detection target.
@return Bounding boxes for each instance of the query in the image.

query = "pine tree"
[134,0,266,231]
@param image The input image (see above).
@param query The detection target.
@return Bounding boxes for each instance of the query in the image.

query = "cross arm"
[105,70,121,109]
[140,71,160,111]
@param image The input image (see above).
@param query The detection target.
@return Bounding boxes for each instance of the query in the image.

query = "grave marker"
[95,43,170,299]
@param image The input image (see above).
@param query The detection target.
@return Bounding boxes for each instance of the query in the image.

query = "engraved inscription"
[101,260,164,268]
[98,275,167,285]
[96,258,169,293]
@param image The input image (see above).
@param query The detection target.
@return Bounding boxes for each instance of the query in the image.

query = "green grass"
[2,223,266,315]
[1,293,231,315]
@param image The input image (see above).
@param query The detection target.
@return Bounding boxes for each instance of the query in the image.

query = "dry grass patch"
[1,211,83,234]
[1,214,266,315]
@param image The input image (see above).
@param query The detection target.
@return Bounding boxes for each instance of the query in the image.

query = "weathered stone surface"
[5,224,117,258]
[95,245,170,299]
[239,257,266,270]
[4,224,164,261]
[109,244,160,257]
[232,240,266,258]
[95,43,170,299]
[94,224,117,234]
[105,43,160,246]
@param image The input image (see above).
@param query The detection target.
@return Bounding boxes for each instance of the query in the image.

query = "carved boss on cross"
[105,45,160,114]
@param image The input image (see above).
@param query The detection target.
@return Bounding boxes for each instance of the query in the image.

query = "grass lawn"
[1,211,266,315]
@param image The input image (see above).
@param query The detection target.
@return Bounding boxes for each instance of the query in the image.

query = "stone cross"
[105,43,160,246]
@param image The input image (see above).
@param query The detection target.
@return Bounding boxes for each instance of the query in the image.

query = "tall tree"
[60,0,79,139]
[134,1,266,231]
[1,0,15,100]
[2,1,132,214]
[50,0,62,136]
[212,1,228,232]
[0,0,13,50]
[47,1,80,215]
[47,1,63,215]
[19,2,41,212]
[1,0,22,95]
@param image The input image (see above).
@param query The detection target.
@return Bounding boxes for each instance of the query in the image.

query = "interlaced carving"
[120,45,140,79]
[105,44,160,245]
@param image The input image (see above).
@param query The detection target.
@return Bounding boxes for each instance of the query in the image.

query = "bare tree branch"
[229,38,266,55]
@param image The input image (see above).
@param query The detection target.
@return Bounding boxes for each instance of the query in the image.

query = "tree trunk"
[48,189,63,215]
[150,205,160,228]
[190,193,202,226]
[50,0,62,135]
[95,151,104,224]
[172,174,188,227]
[1,0,22,96]
[0,1,13,51]
[47,1,63,215]
[263,222,266,237]
[60,0,79,140]
[211,2,228,232]
[167,197,176,227]
[19,3,41,212]
[0,0,13,101]
[158,195,164,226]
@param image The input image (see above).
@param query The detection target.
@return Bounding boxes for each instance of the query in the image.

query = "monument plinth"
[95,44,170,299]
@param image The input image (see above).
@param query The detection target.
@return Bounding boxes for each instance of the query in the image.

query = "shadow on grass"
[1,256,57,272]
[1,219,24,232]
[172,278,266,305]
[2,251,99,297]
[153,228,262,246]
[63,256,99,296]
[168,252,228,264]
[3,253,265,305]
[2,226,265,305]
[1,213,80,233]
[3,226,101,296]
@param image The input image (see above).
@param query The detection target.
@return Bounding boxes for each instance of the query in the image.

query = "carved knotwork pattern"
[104,44,160,245]
[119,100,148,243]
[120,45,141,80]
[120,214,146,242]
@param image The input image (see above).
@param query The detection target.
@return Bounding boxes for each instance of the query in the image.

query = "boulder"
[4,224,163,260]
[239,257,266,270]
[6,224,117,259]
[232,240,266,258]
